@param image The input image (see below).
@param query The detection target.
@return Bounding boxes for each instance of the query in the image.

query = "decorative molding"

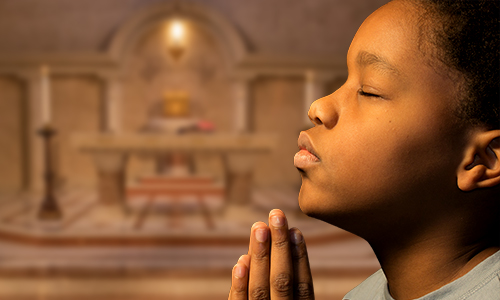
[107,1,249,65]
[0,53,117,77]
[235,53,348,79]
[0,53,348,80]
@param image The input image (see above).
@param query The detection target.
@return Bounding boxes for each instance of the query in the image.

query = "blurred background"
[0,0,387,299]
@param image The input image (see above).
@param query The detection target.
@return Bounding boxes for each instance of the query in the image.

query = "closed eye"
[358,89,381,98]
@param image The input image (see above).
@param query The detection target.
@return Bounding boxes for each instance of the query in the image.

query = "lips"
[294,132,320,169]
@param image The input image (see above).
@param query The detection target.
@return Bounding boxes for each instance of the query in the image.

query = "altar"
[72,133,277,211]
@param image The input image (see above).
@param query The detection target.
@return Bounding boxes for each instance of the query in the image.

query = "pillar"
[232,74,255,133]
[303,70,336,126]
[98,75,123,133]
[17,70,45,192]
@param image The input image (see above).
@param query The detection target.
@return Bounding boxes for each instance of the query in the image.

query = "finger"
[269,209,293,299]
[229,262,249,300]
[290,228,314,300]
[248,222,270,300]
[238,254,250,269]
[248,229,252,256]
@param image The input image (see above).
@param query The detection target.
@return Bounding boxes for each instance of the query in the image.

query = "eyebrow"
[356,51,400,76]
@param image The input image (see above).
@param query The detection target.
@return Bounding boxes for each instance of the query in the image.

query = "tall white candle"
[40,65,51,125]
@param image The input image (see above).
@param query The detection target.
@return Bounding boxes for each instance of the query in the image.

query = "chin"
[297,185,328,219]
[297,183,365,233]
[297,184,310,213]
[297,196,313,216]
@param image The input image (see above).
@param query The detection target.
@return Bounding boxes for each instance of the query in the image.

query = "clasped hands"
[228,209,315,300]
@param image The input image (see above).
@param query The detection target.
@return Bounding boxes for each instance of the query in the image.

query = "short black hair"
[404,0,499,129]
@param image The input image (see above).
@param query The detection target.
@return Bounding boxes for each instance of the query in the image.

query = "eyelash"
[358,89,381,98]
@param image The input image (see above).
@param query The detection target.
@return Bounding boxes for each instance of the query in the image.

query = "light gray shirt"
[343,249,500,300]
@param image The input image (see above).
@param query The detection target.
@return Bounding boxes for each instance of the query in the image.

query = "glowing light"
[167,20,186,60]
[170,21,184,42]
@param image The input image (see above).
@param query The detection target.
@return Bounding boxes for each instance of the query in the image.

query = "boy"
[228,0,499,299]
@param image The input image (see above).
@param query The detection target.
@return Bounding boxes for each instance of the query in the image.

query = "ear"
[457,129,500,192]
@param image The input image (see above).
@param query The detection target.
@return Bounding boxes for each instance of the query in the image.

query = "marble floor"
[0,188,380,300]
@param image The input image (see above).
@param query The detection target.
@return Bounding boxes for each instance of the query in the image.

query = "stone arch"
[107,1,249,67]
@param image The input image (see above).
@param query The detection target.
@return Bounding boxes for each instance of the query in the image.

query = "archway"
[107,1,248,66]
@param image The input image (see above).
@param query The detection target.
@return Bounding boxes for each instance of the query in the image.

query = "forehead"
[356,50,402,77]
[348,1,423,71]
[348,0,461,108]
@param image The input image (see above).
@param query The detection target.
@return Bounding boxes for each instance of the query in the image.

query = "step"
[126,184,225,197]
[139,176,216,185]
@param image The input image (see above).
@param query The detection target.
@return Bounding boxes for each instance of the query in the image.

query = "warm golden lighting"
[163,90,190,117]
[170,21,184,41]
[167,20,186,60]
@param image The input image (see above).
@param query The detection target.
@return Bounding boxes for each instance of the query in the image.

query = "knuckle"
[272,273,293,297]
[253,247,269,261]
[250,287,269,300]
[273,237,289,250]
[296,282,314,299]
[232,284,247,295]
[293,247,308,261]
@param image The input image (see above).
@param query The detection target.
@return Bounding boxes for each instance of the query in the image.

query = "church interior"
[0,0,388,299]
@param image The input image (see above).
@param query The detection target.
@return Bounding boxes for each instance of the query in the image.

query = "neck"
[368,212,499,299]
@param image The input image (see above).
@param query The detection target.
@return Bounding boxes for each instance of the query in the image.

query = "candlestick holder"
[37,124,63,220]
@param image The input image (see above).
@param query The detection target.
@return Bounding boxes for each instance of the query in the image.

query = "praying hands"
[228,209,315,300]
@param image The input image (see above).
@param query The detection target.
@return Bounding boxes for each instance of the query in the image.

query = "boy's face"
[296,1,468,232]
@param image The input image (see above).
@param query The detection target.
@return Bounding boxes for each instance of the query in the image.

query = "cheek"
[299,123,398,214]
[348,116,459,197]
[319,118,453,203]
[324,122,398,182]
[298,104,463,221]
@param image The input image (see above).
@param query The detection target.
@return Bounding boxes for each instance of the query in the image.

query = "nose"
[307,93,339,129]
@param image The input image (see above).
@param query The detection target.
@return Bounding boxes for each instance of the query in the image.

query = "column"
[99,75,123,133]
[232,75,255,133]
[18,71,45,193]
[303,70,335,126]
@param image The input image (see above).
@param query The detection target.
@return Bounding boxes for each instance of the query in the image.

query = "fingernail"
[255,228,268,242]
[290,229,302,245]
[270,214,285,227]
[234,264,245,278]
